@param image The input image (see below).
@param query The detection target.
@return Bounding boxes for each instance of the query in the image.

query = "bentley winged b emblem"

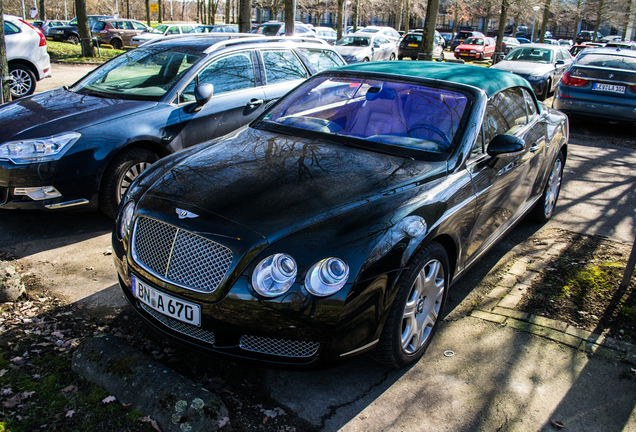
[176,208,199,219]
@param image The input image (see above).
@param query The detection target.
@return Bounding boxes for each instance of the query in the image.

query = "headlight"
[252,253,297,297]
[0,132,80,164]
[118,201,135,239]
[470,50,476,53]
[305,257,349,297]
[454,48,459,52]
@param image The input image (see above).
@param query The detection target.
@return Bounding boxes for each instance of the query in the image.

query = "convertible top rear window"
[260,76,469,156]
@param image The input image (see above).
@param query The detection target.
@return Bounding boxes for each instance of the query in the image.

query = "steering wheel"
[407,123,451,147]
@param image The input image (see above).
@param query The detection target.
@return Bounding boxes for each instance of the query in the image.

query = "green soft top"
[334,61,533,97]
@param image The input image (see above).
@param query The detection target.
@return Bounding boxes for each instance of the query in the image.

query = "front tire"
[528,151,564,223]
[389,53,396,61]
[374,241,449,369]
[67,34,79,44]
[9,64,36,99]
[539,78,551,101]
[111,38,123,50]
[99,148,158,219]
[362,57,370,62]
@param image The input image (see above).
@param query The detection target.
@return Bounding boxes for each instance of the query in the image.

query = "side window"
[522,88,538,120]
[166,26,179,35]
[483,96,510,145]
[132,21,147,30]
[471,124,485,159]
[180,52,255,103]
[4,22,20,35]
[296,48,345,71]
[182,26,193,33]
[261,50,307,85]
[502,87,528,130]
[93,22,106,31]
[122,21,134,30]
[376,36,389,45]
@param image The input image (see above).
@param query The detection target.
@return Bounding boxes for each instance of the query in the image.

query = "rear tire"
[111,39,123,50]
[67,34,79,44]
[363,57,370,62]
[398,55,403,60]
[389,53,396,61]
[374,241,449,369]
[99,148,158,219]
[528,151,564,223]
[8,64,36,99]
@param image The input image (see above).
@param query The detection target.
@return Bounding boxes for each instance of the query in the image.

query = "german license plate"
[593,83,626,94]
[461,53,470,56]
[131,275,201,326]
[408,44,418,47]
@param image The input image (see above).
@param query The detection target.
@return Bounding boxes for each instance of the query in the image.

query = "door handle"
[529,142,541,153]
[246,98,264,108]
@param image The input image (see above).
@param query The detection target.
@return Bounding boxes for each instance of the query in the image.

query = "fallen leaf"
[66,410,75,418]
[51,331,64,339]
[218,417,230,428]
[21,391,35,399]
[121,403,132,408]
[102,395,117,404]
[551,419,564,429]
[0,369,6,377]
[139,416,162,432]
[3,395,19,408]
[60,385,77,393]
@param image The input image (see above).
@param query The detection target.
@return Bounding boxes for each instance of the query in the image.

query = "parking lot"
[4,61,636,431]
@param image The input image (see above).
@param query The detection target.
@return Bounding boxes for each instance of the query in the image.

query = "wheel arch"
[8,59,40,80]
[110,37,123,46]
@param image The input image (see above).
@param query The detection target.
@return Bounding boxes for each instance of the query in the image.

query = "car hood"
[0,88,157,142]
[143,127,445,242]
[491,60,555,75]
[335,46,370,57]
[457,44,484,50]
[133,33,162,40]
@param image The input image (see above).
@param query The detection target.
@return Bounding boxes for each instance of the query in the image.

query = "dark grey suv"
[0,36,345,217]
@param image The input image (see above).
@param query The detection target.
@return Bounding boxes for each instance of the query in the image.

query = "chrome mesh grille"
[132,217,233,293]
[239,335,320,358]
[141,303,215,345]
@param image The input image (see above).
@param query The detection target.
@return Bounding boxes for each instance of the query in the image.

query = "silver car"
[335,33,398,63]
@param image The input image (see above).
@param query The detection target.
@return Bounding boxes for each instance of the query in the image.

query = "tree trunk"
[0,4,11,104]
[239,0,250,31]
[593,0,604,40]
[396,0,403,31]
[38,0,46,20]
[404,0,409,33]
[126,0,130,19]
[336,0,343,40]
[495,0,508,53]
[145,0,150,26]
[158,0,162,23]
[353,0,358,31]
[511,10,520,36]
[284,0,294,34]
[539,0,551,43]
[483,0,491,34]
[623,0,633,40]
[75,0,94,57]
[451,0,459,37]
[419,0,440,60]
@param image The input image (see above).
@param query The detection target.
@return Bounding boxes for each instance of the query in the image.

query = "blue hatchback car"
[554,47,636,123]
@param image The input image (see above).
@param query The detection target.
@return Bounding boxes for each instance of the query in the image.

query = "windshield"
[359,28,379,33]
[257,76,469,158]
[151,25,168,34]
[74,48,201,101]
[506,47,553,63]
[336,36,371,47]
[576,53,636,70]
[464,38,484,45]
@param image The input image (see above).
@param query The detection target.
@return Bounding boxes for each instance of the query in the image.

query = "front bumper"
[112,228,402,367]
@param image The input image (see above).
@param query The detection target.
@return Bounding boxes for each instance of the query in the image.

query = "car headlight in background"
[252,253,298,297]
[305,257,349,297]
[118,201,135,239]
[0,132,81,164]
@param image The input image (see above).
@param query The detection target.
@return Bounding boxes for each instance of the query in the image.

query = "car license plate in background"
[131,275,201,326]
[408,44,418,47]
[593,83,626,94]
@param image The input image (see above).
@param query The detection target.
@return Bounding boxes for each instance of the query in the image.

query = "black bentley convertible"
[112,62,568,368]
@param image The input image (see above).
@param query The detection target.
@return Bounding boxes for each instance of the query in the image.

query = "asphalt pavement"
[5,61,636,431]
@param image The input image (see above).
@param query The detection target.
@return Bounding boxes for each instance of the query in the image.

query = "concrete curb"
[470,239,636,365]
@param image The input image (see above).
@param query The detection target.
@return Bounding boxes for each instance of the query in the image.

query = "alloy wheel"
[544,157,563,216]
[401,258,445,354]
[118,162,151,201]
[10,69,33,97]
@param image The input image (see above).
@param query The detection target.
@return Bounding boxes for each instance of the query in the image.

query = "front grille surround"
[239,335,320,358]
[131,216,233,294]
[141,303,216,345]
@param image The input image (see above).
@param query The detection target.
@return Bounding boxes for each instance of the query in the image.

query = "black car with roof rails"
[46,15,113,44]
[0,36,345,218]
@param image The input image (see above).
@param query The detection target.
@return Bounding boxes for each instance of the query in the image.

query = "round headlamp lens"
[252,253,297,297]
[305,257,349,297]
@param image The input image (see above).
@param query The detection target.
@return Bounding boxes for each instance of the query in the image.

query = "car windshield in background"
[404,34,422,43]
[296,48,346,70]
[576,53,636,70]
[359,28,379,33]
[506,47,553,63]
[259,76,469,158]
[337,36,371,47]
[151,25,168,34]
[464,38,484,45]
[75,48,202,101]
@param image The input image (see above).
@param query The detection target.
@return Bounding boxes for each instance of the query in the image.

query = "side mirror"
[487,134,525,157]
[192,83,214,111]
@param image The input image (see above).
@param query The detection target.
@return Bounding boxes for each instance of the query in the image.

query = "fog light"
[14,186,61,201]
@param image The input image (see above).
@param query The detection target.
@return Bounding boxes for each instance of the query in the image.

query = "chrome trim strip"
[339,339,379,357]
[45,199,89,209]
[164,229,180,278]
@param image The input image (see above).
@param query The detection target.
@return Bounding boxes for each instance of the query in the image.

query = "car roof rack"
[138,32,260,48]
[204,36,328,52]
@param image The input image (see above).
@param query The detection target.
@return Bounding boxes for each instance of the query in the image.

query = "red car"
[454,37,496,60]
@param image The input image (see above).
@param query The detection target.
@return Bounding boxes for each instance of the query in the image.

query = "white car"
[335,32,398,63]
[357,26,401,45]
[3,14,51,99]
[130,23,196,47]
